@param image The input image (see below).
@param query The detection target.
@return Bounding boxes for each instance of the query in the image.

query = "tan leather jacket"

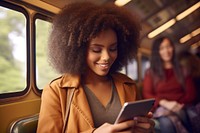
[37,73,138,133]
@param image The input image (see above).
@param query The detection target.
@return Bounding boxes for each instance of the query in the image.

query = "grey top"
[83,79,121,128]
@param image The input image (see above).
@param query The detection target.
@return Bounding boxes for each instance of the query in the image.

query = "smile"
[97,63,109,69]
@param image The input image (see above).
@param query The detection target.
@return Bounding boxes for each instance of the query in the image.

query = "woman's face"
[159,38,174,63]
[86,29,118,76]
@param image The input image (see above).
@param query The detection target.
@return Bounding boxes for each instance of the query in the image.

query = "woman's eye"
[110,46,117,52]
[91,47,101,53]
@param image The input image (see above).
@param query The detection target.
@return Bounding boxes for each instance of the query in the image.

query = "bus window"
[141,56,150,80]
[35,18,59,89]
[0,6,26,94]
[126,59,138,80]
[118,66,126,75]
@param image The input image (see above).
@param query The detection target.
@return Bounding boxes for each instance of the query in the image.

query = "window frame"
[33,13,53,95]
[0,1,30,99]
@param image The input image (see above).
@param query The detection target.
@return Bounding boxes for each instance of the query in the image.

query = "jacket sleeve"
[37,84,63,133]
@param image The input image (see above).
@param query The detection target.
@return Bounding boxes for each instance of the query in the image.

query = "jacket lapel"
[60,74,94,127]
[73,86,94,127]
[112,73,136,105]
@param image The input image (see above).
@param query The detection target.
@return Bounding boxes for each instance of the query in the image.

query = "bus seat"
[10,114,38,133]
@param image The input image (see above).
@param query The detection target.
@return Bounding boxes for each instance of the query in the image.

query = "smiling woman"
[37,1,155,133]
[143,36,197,133]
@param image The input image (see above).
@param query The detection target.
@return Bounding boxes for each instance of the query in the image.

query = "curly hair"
[48,2,141,74]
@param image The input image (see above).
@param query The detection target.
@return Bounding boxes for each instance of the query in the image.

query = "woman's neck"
[82,69,112,107]
[163,61,173,69]
[82,70,110,85]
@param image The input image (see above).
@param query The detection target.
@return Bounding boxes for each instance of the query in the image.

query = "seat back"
[10,114,38,133]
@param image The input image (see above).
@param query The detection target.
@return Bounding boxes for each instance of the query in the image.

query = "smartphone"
[115,98,155,124]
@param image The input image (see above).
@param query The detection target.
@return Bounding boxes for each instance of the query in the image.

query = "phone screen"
[115,98,155,124]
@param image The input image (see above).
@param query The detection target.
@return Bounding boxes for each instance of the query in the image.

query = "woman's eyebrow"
[90,42,118,47]
[90,44,103,47]
[110,42,118,46]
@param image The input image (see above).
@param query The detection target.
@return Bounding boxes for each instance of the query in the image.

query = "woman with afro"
[37,2,155,133]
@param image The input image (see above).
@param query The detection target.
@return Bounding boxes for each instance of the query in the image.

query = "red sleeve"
[142,70,160,109]
[143,70,156,98]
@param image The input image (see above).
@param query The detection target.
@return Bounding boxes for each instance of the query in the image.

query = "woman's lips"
[97,63,109,69]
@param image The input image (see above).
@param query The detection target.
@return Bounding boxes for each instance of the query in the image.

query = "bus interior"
[0,0,199,132]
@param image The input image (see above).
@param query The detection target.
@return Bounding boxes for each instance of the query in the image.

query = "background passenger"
[176,45,200,103]
[37,2,154,133]
[176,45,200,133]
[142,37,197,133]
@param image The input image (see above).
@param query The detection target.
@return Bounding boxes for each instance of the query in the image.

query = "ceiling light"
[180,34,192,43]
[148,19,176,38]
[180,28,200,43]
[147,2,199,39]
[115,0,131,6]
[176,2,200,21]
[191,27,200,36]
[191,42,200,49]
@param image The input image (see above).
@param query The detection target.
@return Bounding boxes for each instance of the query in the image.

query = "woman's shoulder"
[45,73,81,89]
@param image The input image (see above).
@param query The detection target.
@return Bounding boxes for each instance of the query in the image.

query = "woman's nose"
[102,50,110,61]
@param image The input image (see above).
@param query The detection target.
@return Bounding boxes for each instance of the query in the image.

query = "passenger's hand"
[159,99,183,112]
[93,115,155,133]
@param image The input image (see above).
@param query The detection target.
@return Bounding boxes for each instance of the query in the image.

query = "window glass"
[119,67,126,74]
[0,6,26,94]
[127,59,138,80]
[141,56,150,80]
[35,19,59,89]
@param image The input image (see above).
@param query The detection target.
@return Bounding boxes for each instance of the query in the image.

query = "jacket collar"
[59,73,81,88]
[59,72,135,88]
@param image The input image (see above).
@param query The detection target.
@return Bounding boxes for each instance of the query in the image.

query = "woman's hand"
[93,120,136,133]
[133,116,155,133]
[93,113,155,133]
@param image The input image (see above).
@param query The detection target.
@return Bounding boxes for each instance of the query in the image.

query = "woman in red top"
[143,37,196,133]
